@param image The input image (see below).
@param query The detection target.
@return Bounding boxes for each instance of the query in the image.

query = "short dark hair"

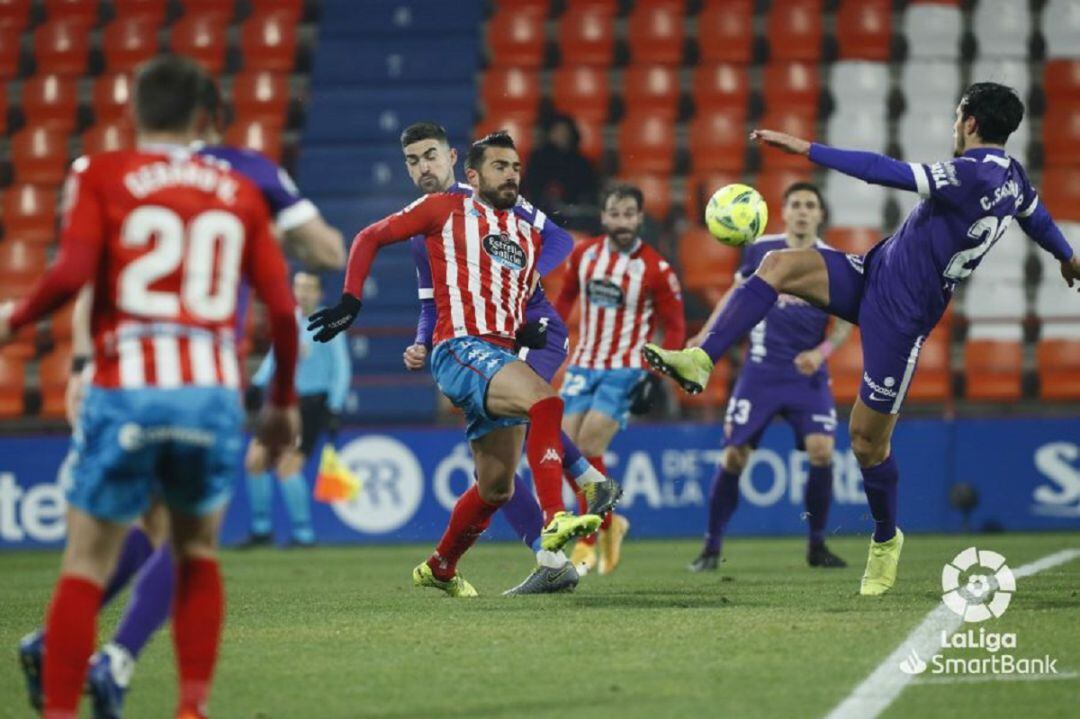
[601,183,644,212]
[783,181,828,223]
[465,131,517,171]
[197,73,224,133]
[400,121,449,149]
[133,55,208,132]
[959,82,1024,144]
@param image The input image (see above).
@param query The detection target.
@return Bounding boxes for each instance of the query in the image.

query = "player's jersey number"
[943,215,1013,282]
[119,206,244,321]
[725,398,751,425]
[562,372,587,397]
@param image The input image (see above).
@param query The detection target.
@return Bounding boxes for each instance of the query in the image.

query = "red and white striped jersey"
[343,193,542,346]
[555,237,686,369]
[10,145,298,402]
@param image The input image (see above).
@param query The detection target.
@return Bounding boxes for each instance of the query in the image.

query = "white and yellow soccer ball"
[704,183,768,247]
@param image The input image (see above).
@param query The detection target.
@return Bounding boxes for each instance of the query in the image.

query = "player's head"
[954,82,1025,155]
[133,55,211,139]
[600,184,644,249]
[401,122,457,194]
[465,131,520,210]
[545,114,580,152]
[293,271,322,315]
[781,182,826,242]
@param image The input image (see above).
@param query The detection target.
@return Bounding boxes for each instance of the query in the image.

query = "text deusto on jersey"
[122,159,240,204]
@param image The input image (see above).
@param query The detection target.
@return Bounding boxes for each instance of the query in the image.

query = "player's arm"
[553,243,585,320]
[245,213,299,408]
[1014,196,1079,289]
[327,332,351,413]
[283,215,346,270]
[532,208,574,276]
[250,349,274,388]
[404,237,435,370]
[654,261,687,350]
[309,196,443,342]
[751,130,920,193]
[794,319,853,376]
[63,285,94,426]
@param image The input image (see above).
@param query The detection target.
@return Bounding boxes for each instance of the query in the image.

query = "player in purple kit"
[686,183,852,572]
[646,83,1080,595]
[395,122,619,595]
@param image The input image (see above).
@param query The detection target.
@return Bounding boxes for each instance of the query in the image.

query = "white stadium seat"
[829,61,890,110]
[903,4,961,60]
[970,58,1030,101]
[827,108,888,152]
[1042,0,1080,58]
[825,173,888,227]
[972,0,1031,59]
[897,110,955,163]
[967,320,1024,341]
[901,61,961,115]
[975,222,1029,282]
[963,278,1026,322]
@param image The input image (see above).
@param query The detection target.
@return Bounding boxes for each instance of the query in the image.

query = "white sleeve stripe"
[532,208,547,229]
[275,199,319,233]
[909,163,931,198]
[418,288,434,299]
[1018,195,1039,218]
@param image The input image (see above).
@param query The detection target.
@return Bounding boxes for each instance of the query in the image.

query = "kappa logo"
[540,448,561,464]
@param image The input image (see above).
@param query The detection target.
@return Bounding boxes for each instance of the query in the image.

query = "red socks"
[43,575,103,718]
[173,558,224,718]
[428,484,503,581]
[526,396,566,523]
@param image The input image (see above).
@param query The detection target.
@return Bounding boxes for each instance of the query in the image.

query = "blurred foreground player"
[687,183,852,572]
[645,83,1079,595]
[1,56,300,718]
[555,184,686,575]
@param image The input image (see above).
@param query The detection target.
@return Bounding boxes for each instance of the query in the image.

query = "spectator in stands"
[522,114,601,231]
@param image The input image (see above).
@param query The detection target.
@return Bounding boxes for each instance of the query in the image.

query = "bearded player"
[309,132,602,597]
[645,82,1079,595]
[554,184,686,575]
[687,182,852,573]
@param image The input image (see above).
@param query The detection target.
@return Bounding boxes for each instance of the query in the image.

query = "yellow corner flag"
[313,444,361,503]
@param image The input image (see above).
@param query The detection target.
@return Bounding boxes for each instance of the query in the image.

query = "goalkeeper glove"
[308,293,362,342]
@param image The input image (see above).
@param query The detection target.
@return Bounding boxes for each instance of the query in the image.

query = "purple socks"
[101,526,154,607]
[560,429,584,471]
[861,455,899,542]
[699,276,780,362]
[703,468,741,555]
[501,474,544,551]
[113,546,174,658]
[805,464,833,547]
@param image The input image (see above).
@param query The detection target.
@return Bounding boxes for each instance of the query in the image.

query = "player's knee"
[724,446,750,473]
[805,439,834,467]
[244,442,267,473]
[755,250,790,286]
[849,428,887,467]
[276,450,304,477]
[477,476,514,505]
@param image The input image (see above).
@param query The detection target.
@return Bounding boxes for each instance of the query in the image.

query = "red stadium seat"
[1044,60,1080,104]
[0,240,47,281]
[762,61,820,115]
[33,19,90,75]
[836,0,892,60]
[20,73,79,133]
[688,109,747,172]
[250,0,302,22]
[91,73,133,123]
[38,345,71,419]
[1041,104,1080,167]
[622,64,680,116]
[0,354,26,417]
[905,329,951,404]
[225,118,283,162]
[627,0,685,65]
[559,4,616,66]
[82,119,135,154]
[49,299,75,342]
[241,10,297,72]
[686,169,741,223]
[964,339,1022,401]
[758,109,817,169]
[1037,339,1080,400]
[616,172,672,218]
[572,114,603,163]
[828,328,863,404]
[826,226,881,255]
[112,0,167,24]
[678,225,739,307]
[102,16,160,73]
[177,0,234,22]
[617,112,676,174]
[0,0,31,32]
[11,128,69,186]
[551,66,609,122]
[1041,166,1080,222]
[756,169,813,233]
[692,63,750,113]
[481,67,541,117]
[697,0,754,64]
[0,26,19,80]
[2,183,58,242]
[44,0,98,25]
[475,113,535,160]
[171,14,228,73]
[231,71,290,123]
[766,0,823,61]
[487,7,546,68]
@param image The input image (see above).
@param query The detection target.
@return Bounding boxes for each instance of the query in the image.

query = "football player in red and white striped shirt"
[0,57,299,719]
[308,132,601,597]
[555,184,686,574]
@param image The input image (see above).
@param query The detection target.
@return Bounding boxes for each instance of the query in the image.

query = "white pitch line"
[823,548,1080,719]
[913,671,1079,686]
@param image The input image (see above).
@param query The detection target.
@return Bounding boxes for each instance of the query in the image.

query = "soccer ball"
[704,183,768,247]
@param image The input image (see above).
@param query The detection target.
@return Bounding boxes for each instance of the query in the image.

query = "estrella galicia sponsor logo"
[332,436,423,533]
[481,232,526,271]
[586,278,625,308]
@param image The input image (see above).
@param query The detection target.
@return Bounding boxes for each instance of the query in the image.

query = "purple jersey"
[737,235,831,381]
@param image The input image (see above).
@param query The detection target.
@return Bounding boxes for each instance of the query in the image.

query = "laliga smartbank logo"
[898,548,1059,677]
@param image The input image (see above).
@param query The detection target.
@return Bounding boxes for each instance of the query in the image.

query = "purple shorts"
[518,293,569,383]
[819,248,929,415]
[725,371,837,449]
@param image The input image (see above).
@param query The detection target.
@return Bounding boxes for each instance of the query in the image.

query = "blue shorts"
[725,371,837,449]
[820,248,929,415]
[67,386,244,523]
[431,336,527,440]
[560,366,646,429]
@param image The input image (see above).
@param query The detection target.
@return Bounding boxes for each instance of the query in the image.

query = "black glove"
[514,320,549,351]
[244,385,264,414]
[628,373,663,415]
[307,293,362,342]
[326,411,341,440]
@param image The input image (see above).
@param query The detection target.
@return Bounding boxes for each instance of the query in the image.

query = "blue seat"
[348,332,423,372]
[311,38,479,86]
[303,96,473,145]
[298,148,416,196]
[316,194,416,234]
[320,0,482,36]
[346,380,437,422]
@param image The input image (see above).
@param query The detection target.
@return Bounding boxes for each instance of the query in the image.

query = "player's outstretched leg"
[850,399,904,595]
[689,447,746,571]
[804,435,846,568]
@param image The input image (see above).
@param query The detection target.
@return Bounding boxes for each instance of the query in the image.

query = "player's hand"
[307,293,361,342]
[403,343,428,371]
[256,403,300,462]
[1061,257,1080,291]
[793,349,824,376]
[326,411,341,440]
[0,301,13,344]
[628,374,663,415]
[514,320,548,350]
[750,129,811,156]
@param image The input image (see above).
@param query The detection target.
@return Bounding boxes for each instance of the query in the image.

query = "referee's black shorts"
[299,392,331,456]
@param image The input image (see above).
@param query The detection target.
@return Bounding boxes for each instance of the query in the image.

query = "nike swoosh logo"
[545,567,571,584]
[869,393,891,403]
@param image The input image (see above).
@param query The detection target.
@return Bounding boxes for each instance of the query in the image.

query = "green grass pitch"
[1,533,1077,718]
